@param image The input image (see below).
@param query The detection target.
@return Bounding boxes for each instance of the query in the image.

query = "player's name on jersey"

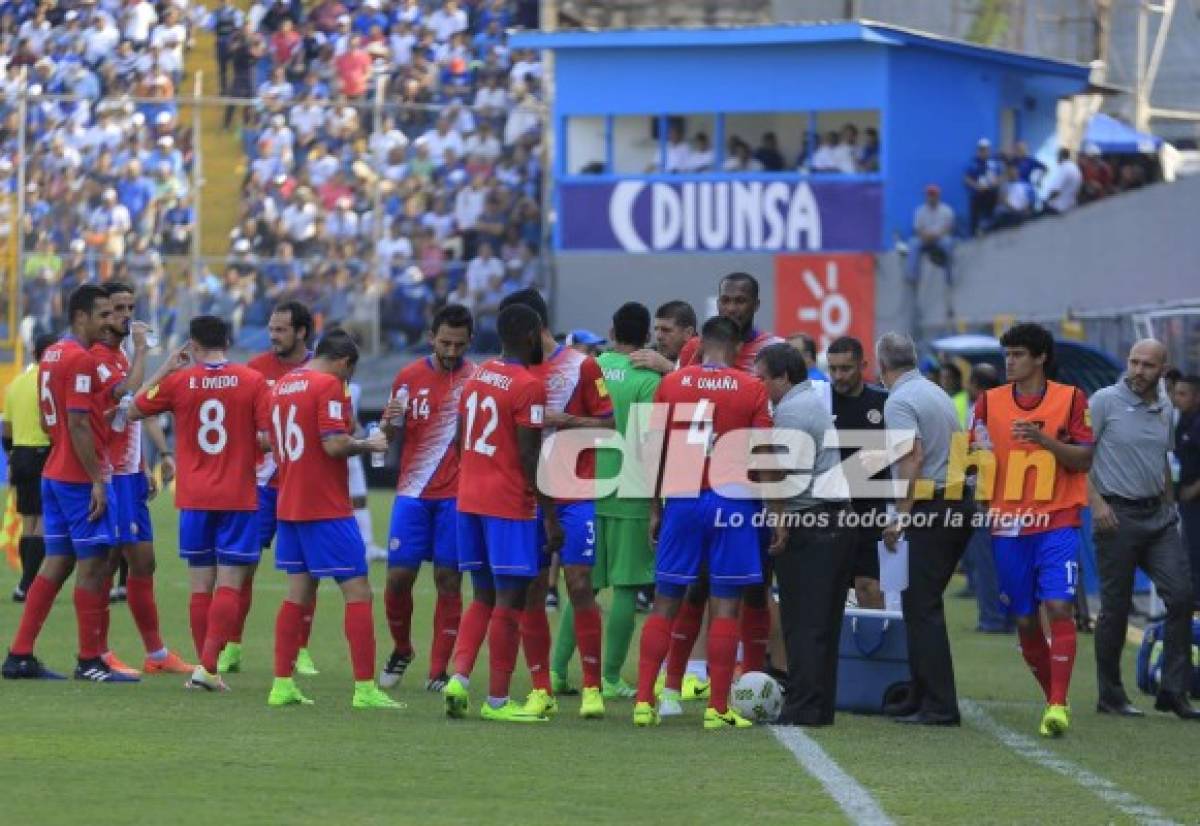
[187,374,241,390]
[680,374,740,391]
[474,368,513,391]
[276,378,310,395]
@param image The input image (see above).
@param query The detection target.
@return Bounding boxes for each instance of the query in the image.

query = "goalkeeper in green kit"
[551,302,661,699]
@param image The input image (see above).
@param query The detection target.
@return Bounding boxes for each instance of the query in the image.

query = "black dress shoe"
[892,711,961,726]
[1096,699,1144,717]
[1154,693,1200,720]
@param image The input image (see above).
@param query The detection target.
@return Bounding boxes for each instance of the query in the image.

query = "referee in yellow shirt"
[4,334,56,601]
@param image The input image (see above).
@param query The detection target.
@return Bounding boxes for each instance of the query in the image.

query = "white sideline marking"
[960,700,1179,826]
[770,725,895,826]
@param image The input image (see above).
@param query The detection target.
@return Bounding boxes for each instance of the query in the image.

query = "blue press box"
[837,607,912,714]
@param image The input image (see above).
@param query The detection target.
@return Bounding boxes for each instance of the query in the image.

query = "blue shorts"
[275,517,368,581]
[257,485,278,549]
[656,491,762,592]
[42,479,118,561]
[992,527,1080,617]
[457,512,538,578]
[112,472,154,546]
[179,509,260,567]
[537,501,596,568]
[388,496,457,570]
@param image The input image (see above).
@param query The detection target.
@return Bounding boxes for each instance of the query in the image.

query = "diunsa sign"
[558,179,883,253]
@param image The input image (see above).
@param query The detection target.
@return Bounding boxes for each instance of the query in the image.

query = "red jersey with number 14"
[134,362,270,511]
[392,356,475,499]
[91,342,142,475]
[39,336,112,483]
[457,359,546,520]
[270,368,354,521]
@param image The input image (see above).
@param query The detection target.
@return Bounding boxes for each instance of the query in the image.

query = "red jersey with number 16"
[247,350,312,488]
[39,336,112,484]
[134,362,270,511]
[270,368,354,521]
[391,356,476,499]
[457,359,546,520]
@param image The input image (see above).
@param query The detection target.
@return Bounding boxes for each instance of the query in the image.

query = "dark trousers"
[1180,500,1200,610]
[1094,501,1195,702]
[774,509,854,726]
[968,189,997,234]
[901,500,974,717]
[216,41,232,93]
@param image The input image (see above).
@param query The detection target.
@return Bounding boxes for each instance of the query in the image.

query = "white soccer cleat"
[658,689,684,718]
[185,665,229,692]
[365,545,388,563]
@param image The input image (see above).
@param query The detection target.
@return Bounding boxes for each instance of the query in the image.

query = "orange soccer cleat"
[101,651,142,678]
[143,650,196,675]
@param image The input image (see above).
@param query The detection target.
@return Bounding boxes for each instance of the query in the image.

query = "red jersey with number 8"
[39,336,112,484]
[456,358,546,520]
[134,362,269,511]
[270,368,354,521]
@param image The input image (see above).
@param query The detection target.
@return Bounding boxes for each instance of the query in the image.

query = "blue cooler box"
[836,608,912,714]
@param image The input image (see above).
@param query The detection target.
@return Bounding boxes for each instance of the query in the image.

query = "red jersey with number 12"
[457,359,546,520]
[134,362,269,511]
[271,368,353,521]
[39,336,111,483]
[392,356,475,499]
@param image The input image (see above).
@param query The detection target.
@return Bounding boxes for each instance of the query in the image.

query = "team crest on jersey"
[867,408,882,425]
[147,385,159,399]
[595,378,609,398]
[1083,407,1092,428]
[548,374,568,391]
[530,404,544,425]
[329,400,343,419]
[75,374,92,393]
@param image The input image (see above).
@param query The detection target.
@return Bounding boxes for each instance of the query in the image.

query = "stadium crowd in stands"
[662,123,881,174]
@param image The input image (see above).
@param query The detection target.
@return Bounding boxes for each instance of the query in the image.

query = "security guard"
[3,334,57,601]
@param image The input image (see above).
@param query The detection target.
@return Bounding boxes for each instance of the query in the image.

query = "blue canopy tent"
[1085,113,1164,154]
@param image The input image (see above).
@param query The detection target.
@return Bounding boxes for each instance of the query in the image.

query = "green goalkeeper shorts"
[593,515,655,589]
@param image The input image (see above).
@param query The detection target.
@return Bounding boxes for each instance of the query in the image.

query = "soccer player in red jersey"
[220,301,316,675]
[443,304,563,723]
[2,285,134,683]
[379,305,475,691]
[498,289,614,719]
[634,316,773,729]
[265,330,399,709]
[130,315,272,691]
[91,281,192,677]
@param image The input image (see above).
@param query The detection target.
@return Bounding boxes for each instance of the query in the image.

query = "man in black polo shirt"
[1172,375,1200,609]
[827,336,888,608]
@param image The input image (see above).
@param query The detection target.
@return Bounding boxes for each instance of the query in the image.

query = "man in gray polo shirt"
[878,332,974,726]
[1089,339,1198,721]
[754,343,850,727]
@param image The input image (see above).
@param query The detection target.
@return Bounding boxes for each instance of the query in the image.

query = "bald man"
[1089,339,1199,721]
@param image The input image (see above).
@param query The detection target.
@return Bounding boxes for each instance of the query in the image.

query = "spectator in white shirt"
[281,189,319,255]
[503,89,540,147]
[723,137,763,172]
[905,184,956,284]
[369,116,409,166]
[123,0,159,46]
[663,123,690,173]
[326,197,359,242]
[454,174,487,231]
[84,15,121,66]
[290,97,326,145]
[427,0,468,43]
[389,21,417,68]
[509,50,541,85]
[811,131,855,173]
[466,241,504,295]
[1042,147,1082,216]
[150,9,187,77]
[419,117,464,166]
[464,120,501,163]
[685,132,715,172]
[474,73,508,121]
[375,221,413,271]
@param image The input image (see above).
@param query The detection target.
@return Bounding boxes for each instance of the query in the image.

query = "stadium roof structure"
[510,20,1093,83]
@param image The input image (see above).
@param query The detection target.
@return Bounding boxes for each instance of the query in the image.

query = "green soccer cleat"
[267,677,314,707]
[602,677,637,700]
[1040,704,1070,737]
[550,670,579,696]
[523,688,559,717]
[682,673,711,701]
[294,648,319,676]
[353,682,406,710]
[633,701,660,727]
[481,700,549,723]
[443,676,469,719]
[658,688,684,718]
[217,642,242,674]
[580,686,605,719]
[703,707,753,730]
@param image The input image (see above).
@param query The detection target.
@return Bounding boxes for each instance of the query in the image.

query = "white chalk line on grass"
[960,700,1179,826]
[769,725,895,826]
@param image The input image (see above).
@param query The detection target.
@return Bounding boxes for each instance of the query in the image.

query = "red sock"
[74,587,108,660]
[384,588,414,656]
[520,606,552,692]
[665,599,704,691]
[273,600,304,678]
[740,604,771,673]
[574,605,602,689]
[126,575,164,654]
[188,592,213,660]
[98,574,114,652]
[488,606,521,699]
[344,600,376,682]
[452,599,492,679]
[298,596,317,648]
[430,592,462,679]
[10,576,62,656]
[229,576,254,643]
[636,614,672,704]
[706,616,740,714]
[1018,624,1052,701]
[201,586,240,674]
[1048,617,1077,706]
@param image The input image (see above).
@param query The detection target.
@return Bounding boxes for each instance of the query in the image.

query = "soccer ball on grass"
[731,671,782,723]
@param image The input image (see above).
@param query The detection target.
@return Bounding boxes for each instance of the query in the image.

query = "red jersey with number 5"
[270,368,354,521]
[456,359,546,520]
[391,356,476,499]
[654,364,772,497]
[134,362,270,511]
[39,336,111,484]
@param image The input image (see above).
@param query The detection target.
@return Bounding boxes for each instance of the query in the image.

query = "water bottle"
[390,386,409,427]
[367,421,385,468]
[111,393,133,433]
